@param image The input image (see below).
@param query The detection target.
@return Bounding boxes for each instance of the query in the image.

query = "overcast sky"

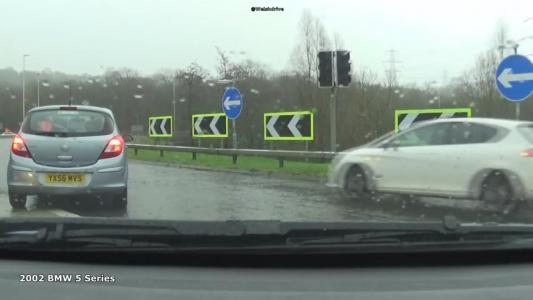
[2,0,533,85]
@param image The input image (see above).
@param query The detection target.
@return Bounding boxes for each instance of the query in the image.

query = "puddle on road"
[338,193,533,224]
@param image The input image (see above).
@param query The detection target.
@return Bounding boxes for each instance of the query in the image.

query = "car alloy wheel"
[344,165,368,199]
[481,172,513,212]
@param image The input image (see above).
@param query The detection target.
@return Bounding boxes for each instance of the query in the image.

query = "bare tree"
[229,59,270,80]
[353,69,380,139]
[472,50,499,116]
[177,63,210,144]
[289,10,330,82]
[215,46,232,79]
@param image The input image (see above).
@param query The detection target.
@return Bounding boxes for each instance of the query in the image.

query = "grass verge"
[127,149,329,177]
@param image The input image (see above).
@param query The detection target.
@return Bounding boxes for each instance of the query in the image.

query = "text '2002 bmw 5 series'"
[7,105,130,209]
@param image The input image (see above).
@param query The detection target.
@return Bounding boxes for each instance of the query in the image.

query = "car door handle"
[57,155,73,161]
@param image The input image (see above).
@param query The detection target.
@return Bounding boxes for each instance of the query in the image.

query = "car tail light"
[60,106,78,111]
[521,148,533,157]
[11,134,32,158]
[100,135,125,159]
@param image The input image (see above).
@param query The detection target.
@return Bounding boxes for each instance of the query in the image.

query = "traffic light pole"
[330,86,337,152]
[318,50,349,153]
[330,51,337,153]
[232,119,237,149]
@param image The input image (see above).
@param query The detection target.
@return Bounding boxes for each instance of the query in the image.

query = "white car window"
[392,123,450,147]
[449,122,498,144]
[22,110,114,137]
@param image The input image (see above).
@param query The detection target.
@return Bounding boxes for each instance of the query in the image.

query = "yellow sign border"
[148,116,173,138]
[192,113,229,138]
[394,108,472,132]
[264,111,314,141]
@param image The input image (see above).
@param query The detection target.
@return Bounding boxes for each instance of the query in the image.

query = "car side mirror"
[123,134,134,143]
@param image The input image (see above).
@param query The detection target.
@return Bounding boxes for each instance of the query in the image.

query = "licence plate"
[45,173,85,185]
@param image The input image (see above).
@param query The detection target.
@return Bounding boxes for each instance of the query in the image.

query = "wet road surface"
[0,137,531,224]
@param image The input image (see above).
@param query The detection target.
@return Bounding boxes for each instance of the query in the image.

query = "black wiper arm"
[0,219,254,251]
[284,216,533,247]
[0,222,183,250]
[3,217,533,253]
[287,231,436,246]
[0,228,48,247]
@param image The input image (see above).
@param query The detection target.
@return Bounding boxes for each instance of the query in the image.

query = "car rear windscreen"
[517,124,533,143]
[21,109,114,137]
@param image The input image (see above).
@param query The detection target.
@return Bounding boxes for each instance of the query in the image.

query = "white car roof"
[419,117,533,129]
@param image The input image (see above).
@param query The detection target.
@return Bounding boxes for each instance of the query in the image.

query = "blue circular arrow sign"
[496,54,533,102]
[221,87,243,119]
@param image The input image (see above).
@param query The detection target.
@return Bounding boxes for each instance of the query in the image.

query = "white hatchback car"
[328,118,533,210]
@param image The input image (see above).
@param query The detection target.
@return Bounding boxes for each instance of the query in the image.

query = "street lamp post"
[220,48,246,149]
[214,79,239,148]
[37,73,41,107]
[172,99,176,135]
[22,54,29,120]
[503,40,521,119]
[172,74,177,138]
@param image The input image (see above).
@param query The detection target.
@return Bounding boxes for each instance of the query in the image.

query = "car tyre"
[9,193,27,209]
[343,165,370,200]
[112,189,128,210]
[480,172,514,213]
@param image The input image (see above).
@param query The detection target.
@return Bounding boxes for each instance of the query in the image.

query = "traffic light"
[336,51,351,87]
[318,51,333,88]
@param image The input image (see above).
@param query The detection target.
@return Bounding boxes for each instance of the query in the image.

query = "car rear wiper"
[31,131,69,137]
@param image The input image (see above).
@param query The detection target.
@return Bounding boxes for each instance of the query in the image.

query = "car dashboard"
[1,253,533,300]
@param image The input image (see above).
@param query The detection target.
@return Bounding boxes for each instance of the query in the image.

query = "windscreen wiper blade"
[3,218,533,253]
[0,228,49,248]
[286,230,447,246]
[0,222,183,251]
[282,216,533,249]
